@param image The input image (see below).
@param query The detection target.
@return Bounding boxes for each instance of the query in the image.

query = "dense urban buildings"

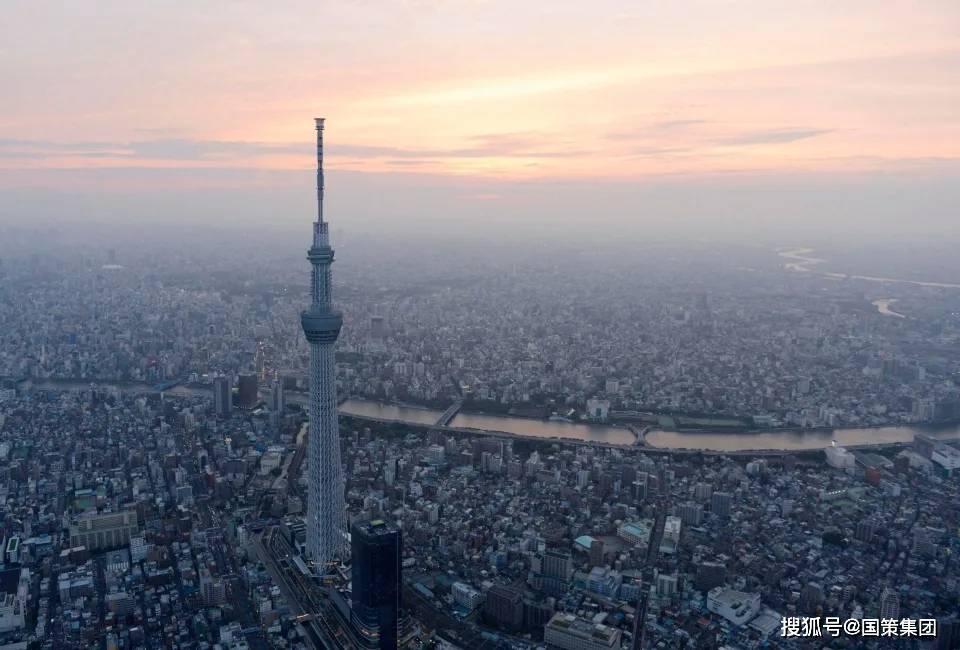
[4,0,960,647]
[1,371,959,648]
[4,233,960,437]
[1,135,960,650]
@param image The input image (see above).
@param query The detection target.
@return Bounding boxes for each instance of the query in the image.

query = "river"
[339,399,443,426]
[449,412,635,446]
[22,380,960,452]
[644,423,960,452]
[871,298,906,319]
[337,399,636,445]
[778,248,960,290]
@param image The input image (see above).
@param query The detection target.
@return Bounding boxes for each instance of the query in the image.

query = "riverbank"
[13,379,960,453]
[337,412,929,459]
[644,422,960,452]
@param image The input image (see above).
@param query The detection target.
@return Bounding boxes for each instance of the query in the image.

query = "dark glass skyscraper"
[213,375,232,418]
[236,373,258,409]
[351,519,401,650]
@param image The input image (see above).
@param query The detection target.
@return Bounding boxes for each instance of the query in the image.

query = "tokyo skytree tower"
[301,118,348,565]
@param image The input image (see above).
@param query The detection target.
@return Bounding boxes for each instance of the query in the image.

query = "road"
[631,510,666,650]
[201,504,269,650]
[253,526,358,649]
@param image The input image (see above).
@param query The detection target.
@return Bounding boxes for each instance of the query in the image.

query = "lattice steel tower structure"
[301,117,348,565]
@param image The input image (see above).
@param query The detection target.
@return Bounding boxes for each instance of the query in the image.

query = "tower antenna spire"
[315,117,325,225]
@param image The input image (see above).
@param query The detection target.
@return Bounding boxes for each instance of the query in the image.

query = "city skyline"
[1,4,960,649]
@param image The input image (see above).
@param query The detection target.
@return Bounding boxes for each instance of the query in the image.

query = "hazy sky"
[2,1,958,238]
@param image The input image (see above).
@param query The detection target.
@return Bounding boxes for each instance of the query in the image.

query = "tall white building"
[0,568,29,632]
[656,572,679,597]
[586,398,610,421]
[660,516,682,554]
[451,581,483,611]
[880,586,900,619]
[129,534,151,563]
[707,587,761,626]
[825,444,855,471]
[427,444,446,465]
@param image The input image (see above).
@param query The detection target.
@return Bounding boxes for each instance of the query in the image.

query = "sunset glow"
[1,1,958,183]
